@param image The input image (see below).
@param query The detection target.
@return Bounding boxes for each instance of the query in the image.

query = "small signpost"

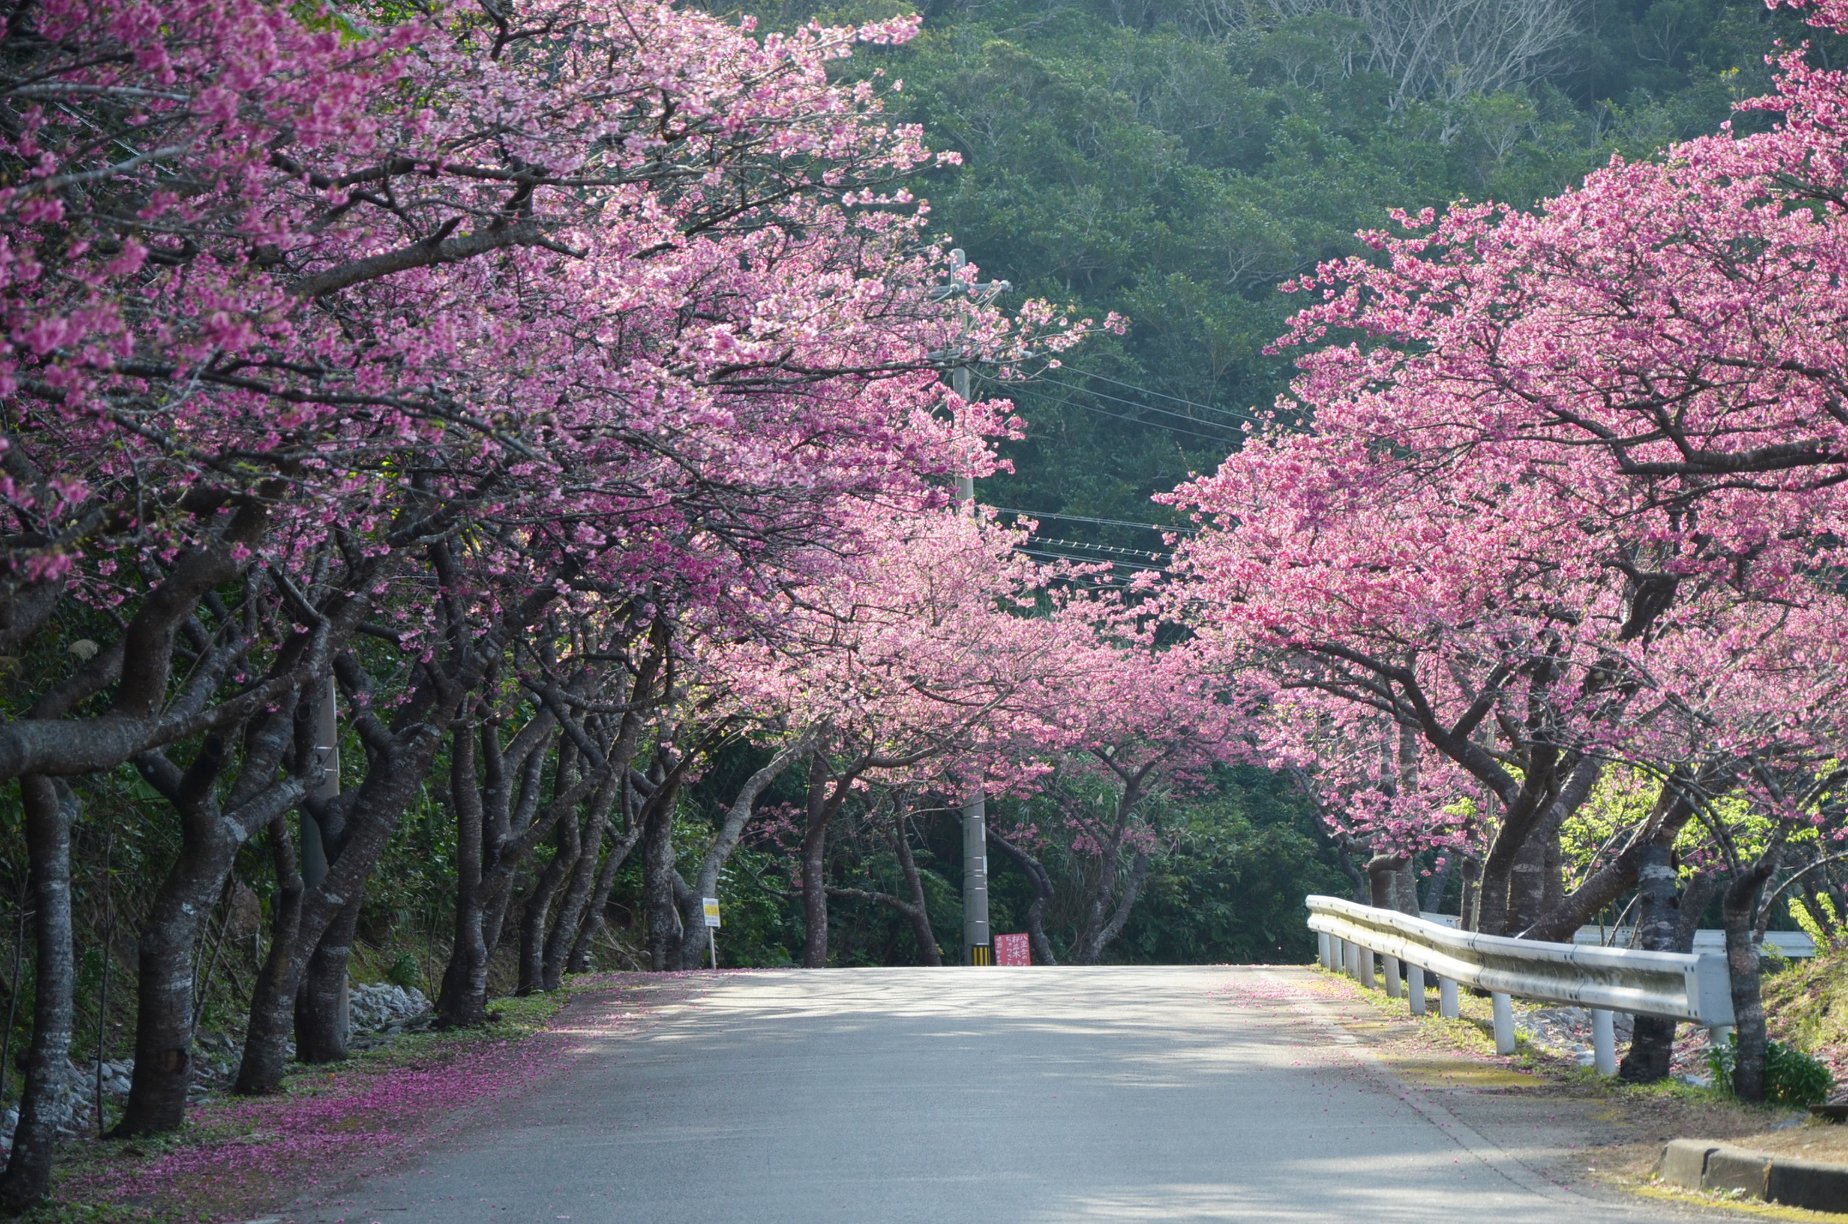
[995,933,1030,966]
[702,897,721,969]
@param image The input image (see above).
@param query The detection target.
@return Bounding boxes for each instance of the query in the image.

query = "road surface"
[297,965,1718,1223]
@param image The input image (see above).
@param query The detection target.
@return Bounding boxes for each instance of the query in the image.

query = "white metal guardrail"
[1416,911,1816,959]
[1307,895,1736,1076]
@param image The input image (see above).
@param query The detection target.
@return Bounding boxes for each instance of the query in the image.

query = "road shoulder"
[1270,966,1847,1220]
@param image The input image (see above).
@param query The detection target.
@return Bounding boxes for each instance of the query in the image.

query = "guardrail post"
[1438,977,1458,1019]
[1317,932,1331,969]
[1710,1024,1733,1052]
[1345,939,1360,979]
[1591,1008,1616,1076]
[1358,946,1376,989]
[1491,992,1515,1055]
[1383,954,1402,998]
[1406,964,1426,1016]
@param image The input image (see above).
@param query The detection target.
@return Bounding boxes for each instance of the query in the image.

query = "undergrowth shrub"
[1706,1034,1835,1106]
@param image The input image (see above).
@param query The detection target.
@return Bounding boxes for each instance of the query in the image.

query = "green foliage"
[1788,893,1848,949]
[1704,1032,1836,1107]
[358,765,456,970]
[1120,768,1347,964]
[710,842,805,968]
[386,952,422,991]
[1762,946,1848,1090]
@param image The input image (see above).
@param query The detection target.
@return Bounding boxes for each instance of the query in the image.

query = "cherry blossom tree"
[702,506,1102,968]
[988,638,1255,965]
[0,0,1105,1191]
[1165,0,1848,1088]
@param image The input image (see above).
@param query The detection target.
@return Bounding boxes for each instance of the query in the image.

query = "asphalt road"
[296,965,1715,1223]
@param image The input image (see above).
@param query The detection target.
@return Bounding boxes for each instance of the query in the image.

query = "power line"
[1058,366,1280,430]
[1029,374,1248,439]
[1030,535,1171,561]
[989,506,1194,535]
[981,374,1236,446]
[1016,546,1171,574]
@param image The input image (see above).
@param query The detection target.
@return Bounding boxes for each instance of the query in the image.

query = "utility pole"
[956,352,988,965]
[304,674,350,1040]
[937,249,1008,967]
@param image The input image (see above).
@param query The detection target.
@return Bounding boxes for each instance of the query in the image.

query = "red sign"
[994,933,1031,966]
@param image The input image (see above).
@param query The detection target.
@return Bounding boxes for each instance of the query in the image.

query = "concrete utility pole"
[952,357,988,965]
[936,249,1008,967]
[304,674,350,1039]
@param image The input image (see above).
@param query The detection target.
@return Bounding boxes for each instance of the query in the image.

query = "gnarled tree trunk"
[296,895,360,1061]
[518,819,577,995]
[1722,861,1777,1102]
[0,777,77,1211]
[1618,843,1680,1083]
[990,828,1057,966]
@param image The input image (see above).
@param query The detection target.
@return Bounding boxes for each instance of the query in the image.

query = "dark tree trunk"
[235,823,304,1095]
[643,792,681,972]
[1505,834,1549,936]
[518,819,577,995]
[569,814,641,973]
[116,832,232,1134]
[990,829,1057,966]
[1459,854,1482,929]
[237,721,444,1094]
[295,894,359,1061]
[543,814,602,986]
[1722,861,1777,1102]
[438,725,491,1028]
[0,778,76,1212]
[1541,834,1565,916]
[1476,809,1534,935]
[1073,851,1150,965]
[799,760,851,970]
[1676,873,1722,950]
[891,808,941,966]
[1619,843,1680,1083]
[1368,854,1419,916]
[543,778,617,989]
[1524,781,1695,942]
[1476,755,1600,936]
[800,815,831,969]
[480,883,516,969]
[119,693,306,1134]
[670,877,707,971]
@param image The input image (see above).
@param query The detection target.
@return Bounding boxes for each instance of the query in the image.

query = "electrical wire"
[1016,546,1171,573]
[1030,535,1171,561]
[989,506,1194,535]
[1058,366,1285,430]
[979,374,1237,446]
[1025,374,1249,439]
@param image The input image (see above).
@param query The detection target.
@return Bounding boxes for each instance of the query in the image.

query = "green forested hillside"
[715,0,1820,554]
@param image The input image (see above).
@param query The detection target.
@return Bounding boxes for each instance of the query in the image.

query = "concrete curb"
[1657,1138,1848,1213]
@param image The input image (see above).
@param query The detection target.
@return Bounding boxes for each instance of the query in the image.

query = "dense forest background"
[823,0,1830,541]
